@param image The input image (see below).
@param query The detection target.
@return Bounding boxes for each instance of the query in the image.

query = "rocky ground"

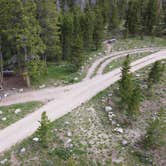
[0,60,165,166]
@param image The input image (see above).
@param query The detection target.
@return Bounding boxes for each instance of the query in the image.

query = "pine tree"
[0,0,45,87]
[61,11,74,60]
[125,0,141,35]
[119,55,134,108]
[128,83,143,117]
[35,0,61,61]
[148,61,165,89]
[108,3,120,32]
[93,7,104,50]
[82,7,95,51]
[145,0,160,34]
[37,112,52,147]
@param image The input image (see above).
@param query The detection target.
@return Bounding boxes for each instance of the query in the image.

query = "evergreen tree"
[37,112,52,147]
[93,7,104,50]
[125,0,141,35]
[148,61,165,89]
[35,0,61,61]
[145,0,160,34]
[0,0,45,87]
[82,8,95,51]
[128,83,143,117]
[119,55,134,109]
[108,2,120,32]
[70,34,83,72]
[61,11,74,60]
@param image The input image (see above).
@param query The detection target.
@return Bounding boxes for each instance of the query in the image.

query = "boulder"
[19,89,24,93]
[32,137,39,142]
[20,147,26,153]
[105,106,112,112]
[15,108,21,114]
[114,127,123,134]
[39,84,46,89]
[2,117,7,121]
[122,140,128,146]
[0,159,8,165]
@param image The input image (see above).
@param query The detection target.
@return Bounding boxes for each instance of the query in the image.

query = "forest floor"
[0,58,165,166]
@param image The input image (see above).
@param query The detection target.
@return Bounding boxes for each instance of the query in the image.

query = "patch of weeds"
[0,101,43,129]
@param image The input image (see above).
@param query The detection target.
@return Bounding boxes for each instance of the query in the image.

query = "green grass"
[113,36,166,51]
[32,49,104,87]
[0,102,43,129]
[104,52,153,73]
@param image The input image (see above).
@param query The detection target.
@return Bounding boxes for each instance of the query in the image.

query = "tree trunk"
[0,36,3,89]
[23,45,31,87]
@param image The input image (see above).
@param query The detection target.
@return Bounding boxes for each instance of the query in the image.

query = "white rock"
[20,147,26,153]
[136,74,140,77]
[19,89,24,93]
[108,93,112,97]
[4,93,9,97]
[74,77,78,81]
[112,121,116,125]
[87,107,95,112]
[15,108,21,114]
[67,131,72,137]
[32,137,39,142]
[0,159,8,165]
[2,117,7,121]
[39,84,46,89]
[66,138,72,144]
[122,140,128,146]
[89,57,92,60]
[114,127,123,133]
[105,106,112,112]
[65,121,70,125]
[0,110,3,115]
[109,65,113,68]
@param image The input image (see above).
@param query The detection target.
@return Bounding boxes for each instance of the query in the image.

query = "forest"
[0,0,165,87]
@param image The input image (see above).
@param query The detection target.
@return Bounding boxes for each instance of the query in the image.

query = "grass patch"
[104,52,153,73]
[0,101,43,129]
[32,49,104,87]
[113,36,166,51]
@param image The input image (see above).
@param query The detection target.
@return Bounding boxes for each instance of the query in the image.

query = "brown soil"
[2,75,27,90]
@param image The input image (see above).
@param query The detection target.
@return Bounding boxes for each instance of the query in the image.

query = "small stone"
[112,121,116,125]
[66,138,72,144]
[19,89,24,93]
[2,117,7,121]
[4,93,9,97]
[105,106,112,112]
[65,121,70,125]
[20,147,26,153]
[114,127,123,133]
[109,65,113,68]
[0,110,3,115]
[67,131,72,137]
[87,107,95,112]
[74,77,78,81]
[136,74,140,77]
[67,143,73,148]
[108,93,112,97]
[15,108,21,114]
[39,84,46,89]
[32,137,39,142]
[0,159,8,165]
[0,158,8,165]
[122,140,128,146]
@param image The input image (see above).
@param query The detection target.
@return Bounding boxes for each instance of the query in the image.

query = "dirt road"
[0,47,164,107]
[0,50,165,153]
